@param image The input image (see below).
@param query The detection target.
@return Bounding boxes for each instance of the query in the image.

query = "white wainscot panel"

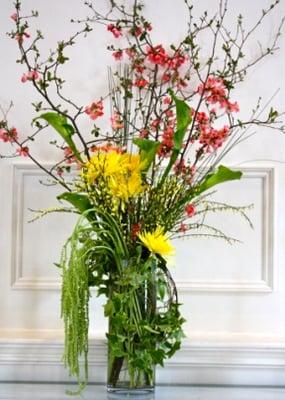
[11,165,276,293]
[11,164,77,290]
[173,167,275,293]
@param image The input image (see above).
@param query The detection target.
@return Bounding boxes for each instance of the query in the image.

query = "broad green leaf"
[133,138,160,171]
[160,91,192,183]
[57,192,93,215]
[196,166,242,195]
[35,112,82,162]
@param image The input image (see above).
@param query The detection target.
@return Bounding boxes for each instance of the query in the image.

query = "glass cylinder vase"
[106,273,156,397]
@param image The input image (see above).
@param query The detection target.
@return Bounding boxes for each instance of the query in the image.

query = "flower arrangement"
[1,0,284,394]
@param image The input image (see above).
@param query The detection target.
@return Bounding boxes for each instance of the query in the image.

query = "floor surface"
[0,383,285,400]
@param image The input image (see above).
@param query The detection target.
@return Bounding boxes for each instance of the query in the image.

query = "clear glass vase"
[106,276,156,397]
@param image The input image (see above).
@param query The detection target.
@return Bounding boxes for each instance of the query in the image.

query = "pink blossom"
[158,124,175,158]
[147,45,168,66]
[174,159,186,176]
[16,146,29,157]
[85,100,104,120]
[125,48,137,59]
[162,73,171,83]
[144,22,152,32]
[167,51,187,70]
[165,109,174,118]
[10,13,18,22]
[111,112,124,130]
[0,127,18,143]
[139,129,149,139]
[107,24,122,38]
[199,125,229,152]
[63,147,77,164]
[21,70,39,83]
[134,77,149,88]
[185,203,196,217]
[133,61,145,73]
[56,167,64,177]
[163,96,172,105]
[130,26,143,37]
[197,76,239,113]
[15,31,30,44]
[196,111,209,125]
[179,223,188,233]
[112,50,123,61]
[227,101,240,113]
[150,118,161,131]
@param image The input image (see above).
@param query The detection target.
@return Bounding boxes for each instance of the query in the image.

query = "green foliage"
[60,216,93,391]
[58,192,93,216]
[34,112,82,162]
[196,165,242,195]
[133,138,160,172]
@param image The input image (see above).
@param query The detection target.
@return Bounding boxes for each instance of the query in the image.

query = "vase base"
[107,386,154,399]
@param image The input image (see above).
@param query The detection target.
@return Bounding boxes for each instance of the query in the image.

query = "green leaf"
[197,166,242,195]
[160,91,192,183]
[104,299,115,317]
[133,138,160,172]
[57,192,93,215]
[34,112,82,162]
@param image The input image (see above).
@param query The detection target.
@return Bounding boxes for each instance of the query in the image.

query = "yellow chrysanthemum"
[81,150,146,202]
[109,172,144,201]
[83,151,125,183]
[138,226,174,257]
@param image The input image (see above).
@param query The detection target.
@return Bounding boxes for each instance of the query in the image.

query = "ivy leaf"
[196,165,242,195]
[34,112,82,162]
[133,138,160,171]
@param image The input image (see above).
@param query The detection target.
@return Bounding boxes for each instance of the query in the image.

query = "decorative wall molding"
[1,332,285,385]
[10,164,276,293]
[176,166,276,293]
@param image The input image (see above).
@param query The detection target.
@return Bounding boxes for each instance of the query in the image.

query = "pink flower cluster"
[85,100,104,120]
[199,125,230,152]
[198,76,239,113]
[21,70,39,83]
[0,127,29,157]
[113,43,188,89]
[157,116,176,158]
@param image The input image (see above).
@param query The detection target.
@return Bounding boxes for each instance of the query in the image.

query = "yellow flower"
[109,172,144,201]
[82,151,124,184]
[81,150,146,202]
[138,226,174,257]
